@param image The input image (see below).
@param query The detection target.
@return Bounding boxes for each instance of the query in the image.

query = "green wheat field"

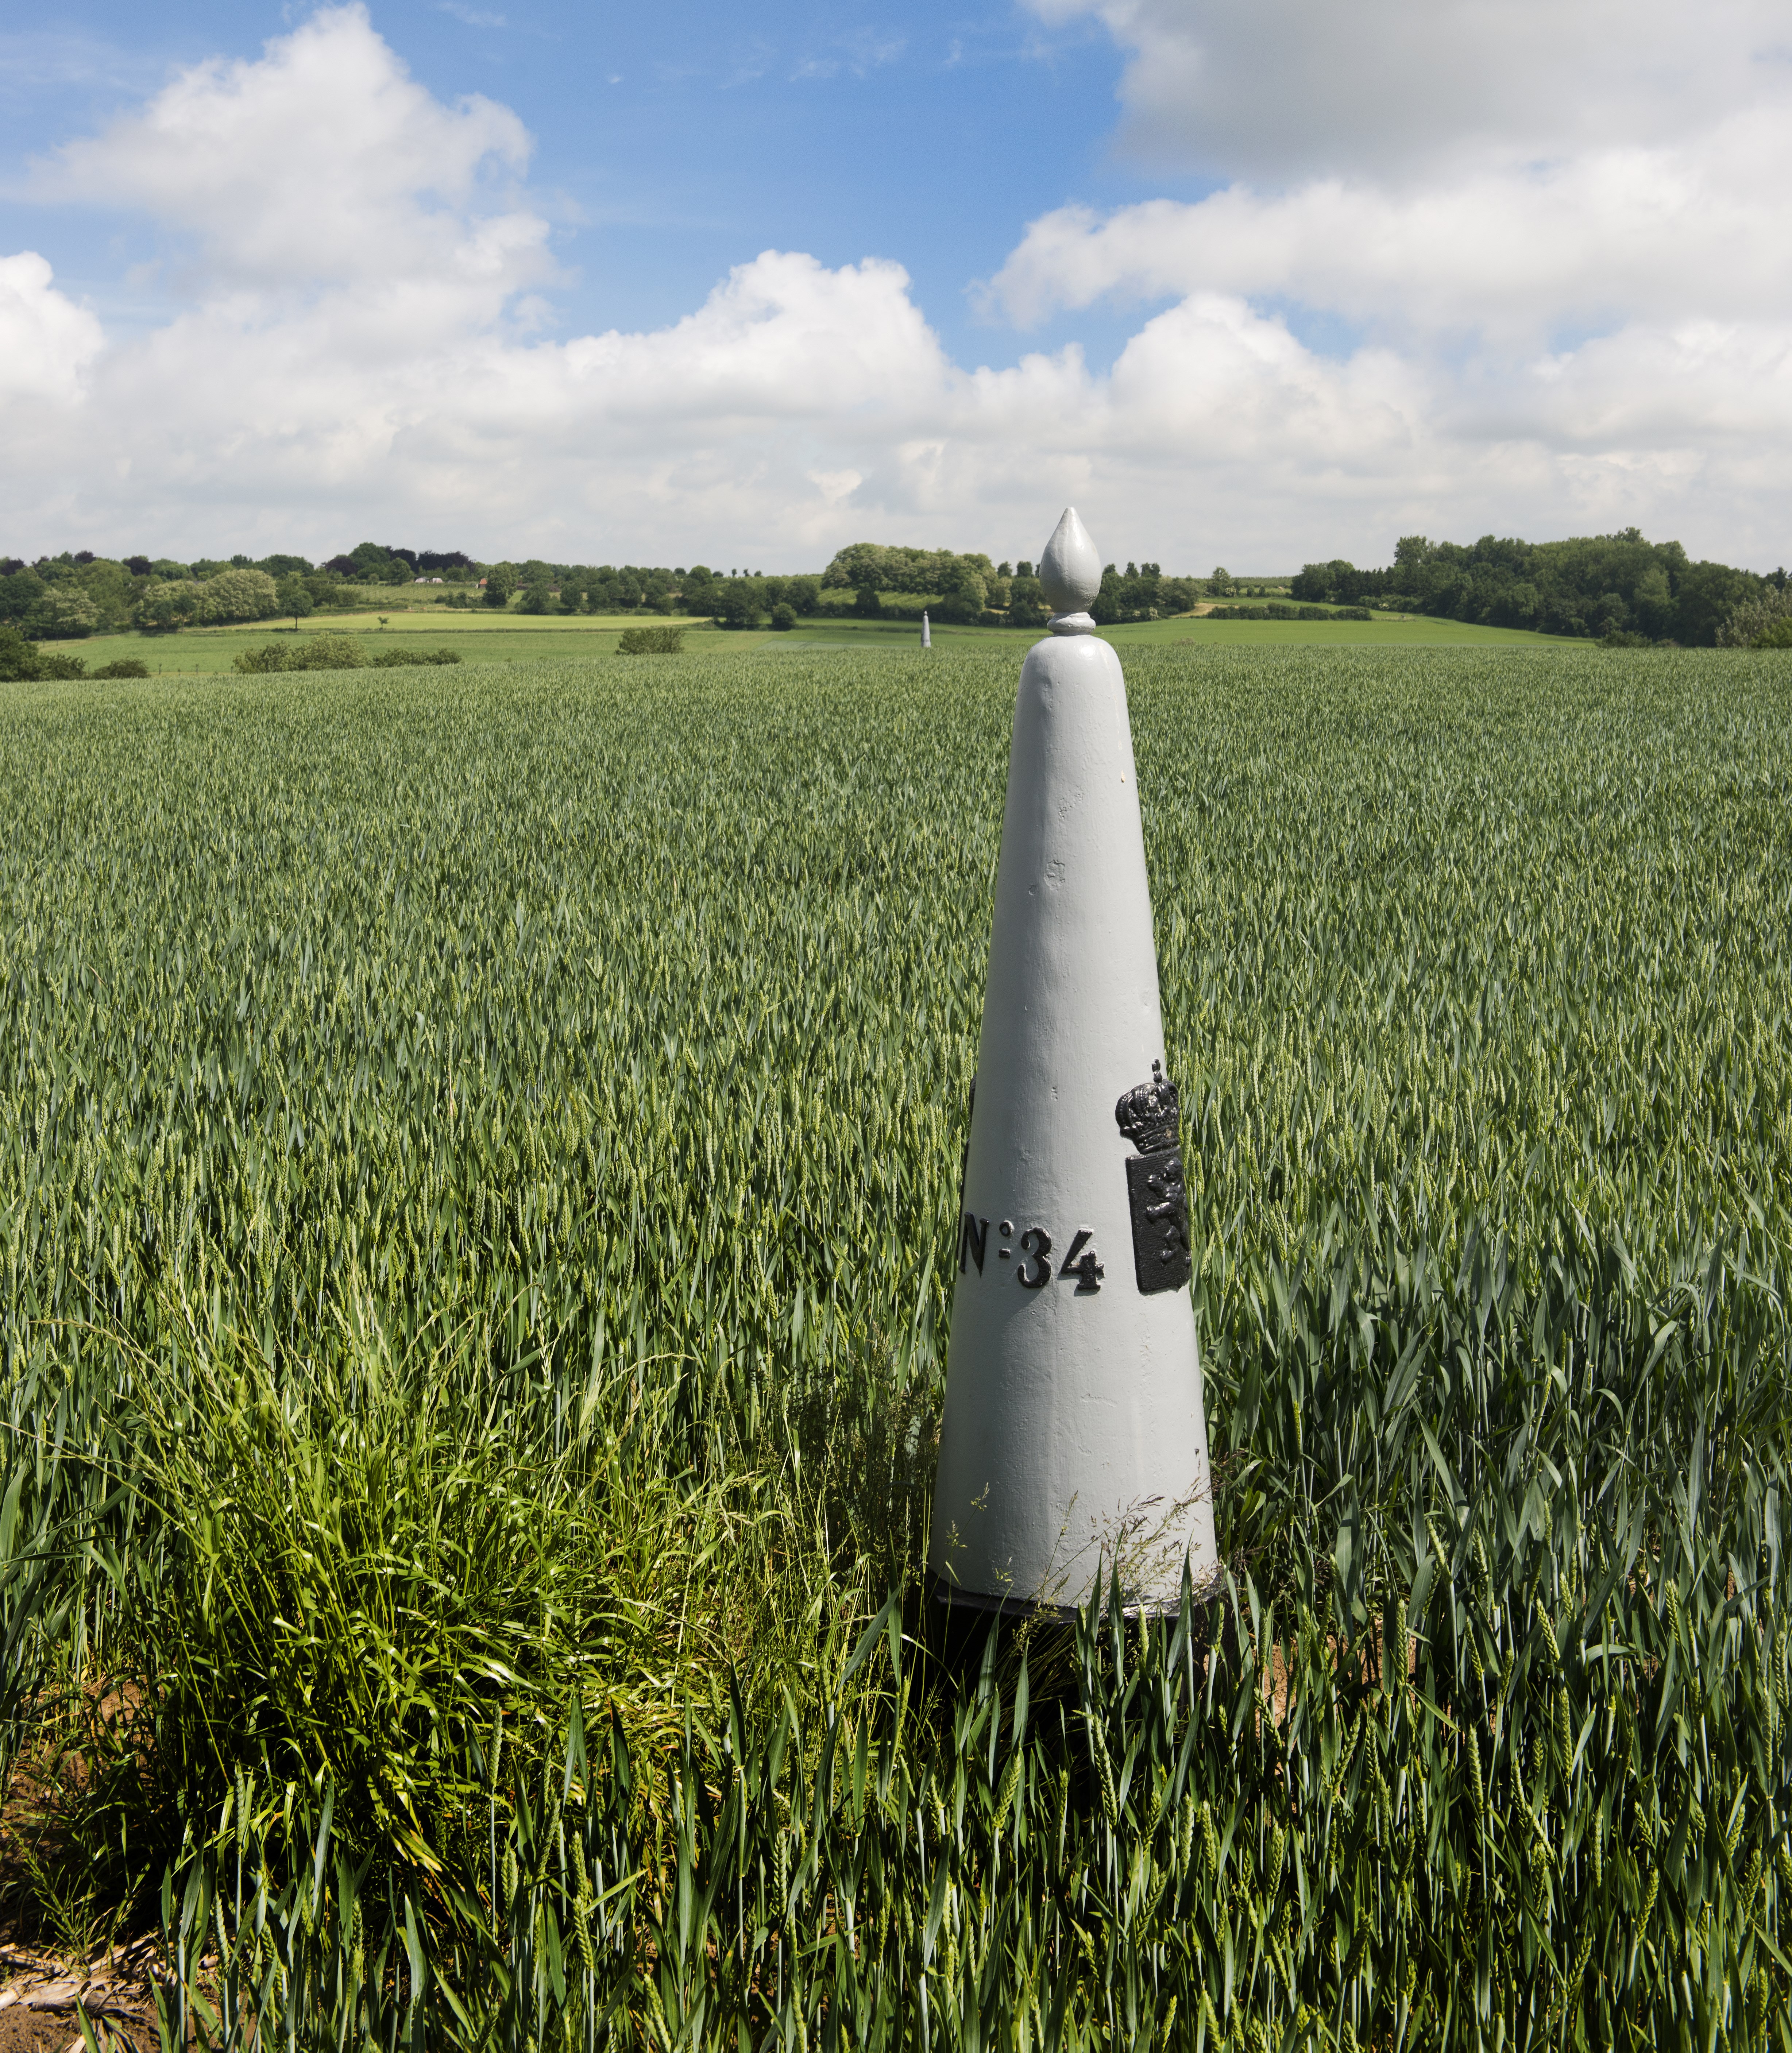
[3,643,1791,2048]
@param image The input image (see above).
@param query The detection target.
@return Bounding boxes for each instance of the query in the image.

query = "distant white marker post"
[929,507,1218,1615]
[922,610,932,648]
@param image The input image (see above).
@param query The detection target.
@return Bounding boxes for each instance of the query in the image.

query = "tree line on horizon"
[3,527,1788,648]
[0,540,1197,638]
[0,543,478,642]
[1294,530,1792,646]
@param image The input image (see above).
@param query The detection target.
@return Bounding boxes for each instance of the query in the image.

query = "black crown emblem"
[1115,1060,1180,1155]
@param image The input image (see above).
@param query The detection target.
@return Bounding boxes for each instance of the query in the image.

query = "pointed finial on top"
[1038,507,1101,633]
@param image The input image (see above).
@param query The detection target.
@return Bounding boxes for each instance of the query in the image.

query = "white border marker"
[929,508,1218,1614]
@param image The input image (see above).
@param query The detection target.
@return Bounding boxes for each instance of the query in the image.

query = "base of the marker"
[926,1570,1212,1625]
[923,1570,1222,1691]
[928,1577,1077,1623]
[923,1573,1075,1686]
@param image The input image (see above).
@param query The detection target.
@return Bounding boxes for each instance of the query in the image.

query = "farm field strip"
[8,646,1785,1358]
[2,644,1790,2045]
[59,604,1586,675]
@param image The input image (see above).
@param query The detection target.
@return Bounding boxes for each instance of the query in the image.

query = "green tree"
[0,568,46,623]
[0,625,86,678]
[192,568,282,625]
[824,544,888,591]
[770,602,797,631]
[519,577,555,615]
[936,561,988,624]
[1670,560,1756,646]
[483,564,518,608]
[31,587,100,639]
[1007,576,1049,629]
[853,585,882,618]
[1716,588,1792,647]
[1208,566,1236,597]
[1391,537,1433,591]
[75,559,136,629]
[714,579,766,630]
[135,582,200,631]
[277,576,315,630]
[0,625,42,680]
[345,542,412,585]
[1630,564,1673,637]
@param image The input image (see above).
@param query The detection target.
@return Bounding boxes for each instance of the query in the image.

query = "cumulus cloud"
[1032,0,1792,183]
[30,4,541,295]
[983,0,1792,562]
[0,252,103,403]
[978,113,1792,558]
[1,1,1789,569]
[0,7,1100,562]
[987,112,1792,342]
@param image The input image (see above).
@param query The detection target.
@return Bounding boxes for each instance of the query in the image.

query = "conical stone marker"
[928,507,1218,1614]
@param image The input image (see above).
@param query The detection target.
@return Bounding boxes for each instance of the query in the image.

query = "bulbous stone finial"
[1038,507,1101,633]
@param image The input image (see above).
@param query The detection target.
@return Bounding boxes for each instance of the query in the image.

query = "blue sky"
[3,1,1192,370]
[2,0,1788,568]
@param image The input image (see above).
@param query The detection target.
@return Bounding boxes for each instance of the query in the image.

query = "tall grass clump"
[2,645,1791,2043]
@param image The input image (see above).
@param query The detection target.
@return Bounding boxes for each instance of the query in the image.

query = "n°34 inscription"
[958,1214,1104,1294]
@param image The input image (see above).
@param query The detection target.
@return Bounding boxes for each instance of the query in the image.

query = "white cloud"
[986,110,1792,342]
[30,5,540,294]
[1031,0,1792,183]
[976,109,1792,562]
[980,0,1792,563]
[0,252,104,403]
[1,3,1789,571]
[793,30,906,80]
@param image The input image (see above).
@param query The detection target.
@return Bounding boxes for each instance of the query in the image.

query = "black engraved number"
[1016,1226,1052,1288]
[1058,1228,1104,1294]
[958,1213,989,1276]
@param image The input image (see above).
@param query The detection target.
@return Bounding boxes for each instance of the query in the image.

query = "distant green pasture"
[1114,609,1581,649]
[65,599,1573,674]
[66,610,724,674]
[771,608,1579,652]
